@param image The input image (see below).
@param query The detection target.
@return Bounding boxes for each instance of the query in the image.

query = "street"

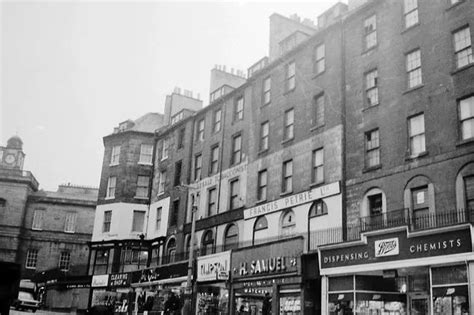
[9,309,71,315]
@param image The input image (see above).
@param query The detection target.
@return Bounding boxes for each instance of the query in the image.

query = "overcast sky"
[1,0,344,191]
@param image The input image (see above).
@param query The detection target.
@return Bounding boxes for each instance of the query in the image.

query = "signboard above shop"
[319,226,472,270]
[197,251,231,282]
[244,181,340,219]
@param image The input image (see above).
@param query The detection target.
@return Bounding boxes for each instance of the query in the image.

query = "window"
[282,160,293,193]
[139,144,153,164]
[368,194,383,215]
[0,198,5,207]
[64,212,76,233]
[281,210,296,236]
[365,129,380,168]
[364,15,377,50]
[103,210,112,232]
[213,109,222,133]
[229,178,240,210]
[161,139,169,160]
[197,119,205,141]
[158,170,167,195]
[201,230,214,256]
[194,154,202,181]
[136,175,150,198]
[286,61,296,91]
[132,210,145,232]
[231,134,242,165]
[59,251,71,271]
[174,160,182,186]
[95,249,109,273]
[210,145,219,175]
[257,170,268,201]
[404,0,419,29]
[166,238,176,263]
[260,121,269,151]
[365,69,379,107]
[155,207,162,231]
[460,96,474,140]
[309,200,328,217]
[314,44,325,74]
[284,109,294,140]
[411,186,429,228]
[207,187,217,216]
[234,97,244,121]
[465,176,474,210]
[313,94,325,127]
[110,146,120,165]
[263,77,271,105]
[25,249,38,269]
[106,177,116,199]
[253,216,268,245]
[312,148,324,184]
[224,224,239,251]
[409,114,426,156]
[32,210,44,230]
[170,200,179,227]
[453,26,473,69]
[177,128,185,149]
[406,49,422,88]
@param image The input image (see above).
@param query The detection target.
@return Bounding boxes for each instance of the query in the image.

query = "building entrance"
[408,294,429,315]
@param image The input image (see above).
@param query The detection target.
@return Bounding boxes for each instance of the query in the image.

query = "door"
[410,294,430,315]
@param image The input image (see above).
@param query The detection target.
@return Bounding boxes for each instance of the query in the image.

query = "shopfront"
[231,236,304,315]
[90,273,135,313]
[196,251,231,314]
[130,261,189,314]
[319,225,474,315]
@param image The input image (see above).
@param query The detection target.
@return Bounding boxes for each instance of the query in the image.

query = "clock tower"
[0,135,25,170]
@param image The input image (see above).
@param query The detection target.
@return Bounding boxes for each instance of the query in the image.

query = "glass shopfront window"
[432,265,469,315]
[235,287,272,315]
[196,283,229,315]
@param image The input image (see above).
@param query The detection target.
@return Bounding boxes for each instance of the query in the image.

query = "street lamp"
[183,191,199,315]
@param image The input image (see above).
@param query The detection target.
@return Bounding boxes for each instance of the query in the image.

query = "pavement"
[10,309,74,315]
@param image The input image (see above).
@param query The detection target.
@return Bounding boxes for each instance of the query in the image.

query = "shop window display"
[280,294,301,315]
[235,288,271,315]
[196,285,229,315]
[432,265,469,315]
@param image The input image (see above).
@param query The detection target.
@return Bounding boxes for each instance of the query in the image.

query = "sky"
[1,0,344,191]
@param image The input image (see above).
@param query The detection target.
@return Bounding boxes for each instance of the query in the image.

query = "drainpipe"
[340,18,348,241]
[216,102,227,213]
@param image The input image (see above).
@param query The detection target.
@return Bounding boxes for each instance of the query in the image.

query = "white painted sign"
[191,163,247,191]
[91,274,109,287]
[244,181,340,219]
[197,251,231,282]
[374,238,399,257]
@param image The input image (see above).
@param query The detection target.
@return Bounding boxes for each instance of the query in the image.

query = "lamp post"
[183,191,199,315]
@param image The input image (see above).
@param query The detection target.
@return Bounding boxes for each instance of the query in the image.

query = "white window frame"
[197,119,205,142]
[260,121,269,151]
[155,207,162,231]
[103,210,112,233]
[365,129,380,168]
[25,249,38,269]
[282,160,293,193]
[235,97,244,121]
[453,26,473,69]
[139,144,153,165]
[135,175,150,199]
[131,210,146,232]
[158,170,167,195]
[312,148,324,184]
[59,251,71,271]
[286,61,296,91]
[231,134,242,165]
[257,169,267,201]
[365,69,379,107]
[110,145,121,166]
[314,44,325,75]
[409,114,426,157]
[263,77,271,105]
[459,96,474,140]
[364,15,377,50]
[229,178,240,210]
[404,0,419,29]
[314,94,325,127]
[213,109,222,133]
[106,176,116,199]
[194,154,202,181]
[161,139,169,160]
[210,145,219,175]
[284,108,294,141]
[64,212,77,233]
[406,49,422,89]
[32,210,44,230]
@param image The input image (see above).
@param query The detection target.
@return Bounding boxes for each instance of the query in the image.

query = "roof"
[30,188,98,203]
[130,112,164,133]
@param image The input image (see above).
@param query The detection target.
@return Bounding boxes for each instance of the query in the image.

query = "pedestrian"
[262,293,271,315]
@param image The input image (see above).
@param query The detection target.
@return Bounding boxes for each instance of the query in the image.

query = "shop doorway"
[409,294,430,315]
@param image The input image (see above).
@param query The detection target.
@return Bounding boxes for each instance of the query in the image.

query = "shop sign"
[91,274,109,287]
[374,238,399,257]
[232,237,303,280]
[244,181,340,219]
[197,251,231,282]
[192,163,247,191]
[320,227,472,269]
[109,273,130,287]
[131,261,188,283]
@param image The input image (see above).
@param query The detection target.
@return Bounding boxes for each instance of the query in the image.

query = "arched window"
[359,189,389,232]
[309,200,328,218]
[280,209,296,236]
[201,230,214,256]
[456,162,474,213]
[253,216,268,245]
[404,175,434,230]
[166,238,176,263]
[224,224,239,251]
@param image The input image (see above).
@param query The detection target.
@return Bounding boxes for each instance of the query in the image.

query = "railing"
[0,168,39,188]
[247,57,269,78]
[308,226,343,250]
[360,208,409,233]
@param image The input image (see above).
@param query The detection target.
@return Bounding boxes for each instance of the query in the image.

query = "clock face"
[4,154,16,164]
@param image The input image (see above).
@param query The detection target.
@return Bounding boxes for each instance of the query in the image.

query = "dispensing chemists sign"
[320,227,472,269]
[197,251,231,282]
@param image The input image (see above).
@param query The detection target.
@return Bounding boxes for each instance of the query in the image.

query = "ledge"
[403,84,424,95]
[283,87,296,96]
[280,191,293,197]
[310,181,326,189]
[456,138,474,147]
[281,138,294,146]
[362,45,377,56]
[362,104,379,113]
[362,164,382,173]
[451,63,474,76]
[310,124,325,133]
[405,151,429,161]
[401,22,420,35]
[257,148,269,156]
[446,0,465,11]
[312,70,325,80]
